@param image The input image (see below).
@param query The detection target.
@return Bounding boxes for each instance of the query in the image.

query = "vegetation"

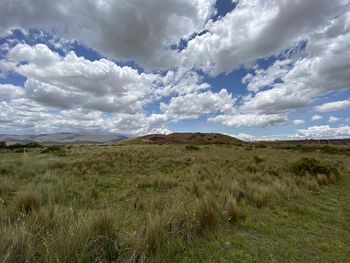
[0,143,349,262]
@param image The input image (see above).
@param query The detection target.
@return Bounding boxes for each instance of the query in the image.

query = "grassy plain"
[0,142,349,262]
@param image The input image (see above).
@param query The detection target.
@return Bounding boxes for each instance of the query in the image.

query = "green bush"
[290,158,339,177]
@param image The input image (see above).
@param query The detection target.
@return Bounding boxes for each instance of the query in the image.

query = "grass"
[0,143,349,262]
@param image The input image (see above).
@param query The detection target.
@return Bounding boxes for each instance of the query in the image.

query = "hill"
[0,133,126,145]
[121,132,242,144]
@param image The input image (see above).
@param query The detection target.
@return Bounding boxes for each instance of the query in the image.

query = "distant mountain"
[0,133,126,145]
[120,132,243,144]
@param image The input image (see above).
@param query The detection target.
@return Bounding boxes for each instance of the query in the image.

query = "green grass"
[0,143,349,262]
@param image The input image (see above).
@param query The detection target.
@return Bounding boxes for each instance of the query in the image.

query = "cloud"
[296,125,350,138]
[328,116,341,123]
[5,43,160,114]
[0,99,171,135]
[208,113,287,128]
[314,99,350,112]
[160,89,235,121]
[0,0,216,69]
[240,9,350,116]
[293,119,305,126]
[311,115,323,121]
[180,0,347,75]
[0,84,25,100]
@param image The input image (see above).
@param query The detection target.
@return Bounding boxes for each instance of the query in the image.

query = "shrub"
[196,196,218,231]
[290,158,339,178]
[15,191,41,214]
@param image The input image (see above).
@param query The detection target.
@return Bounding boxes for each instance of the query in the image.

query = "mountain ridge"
[0,133,126,145]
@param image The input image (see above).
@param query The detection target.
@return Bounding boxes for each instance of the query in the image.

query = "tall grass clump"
[224,197,245,223]
[15,191,41,214]
[89,210,120,262]
[196,196,218,231]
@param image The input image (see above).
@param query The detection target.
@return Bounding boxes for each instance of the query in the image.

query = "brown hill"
[121,132,242,145]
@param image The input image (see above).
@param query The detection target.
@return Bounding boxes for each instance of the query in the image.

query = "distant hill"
[120,132,242,145]
[0,133,126,145]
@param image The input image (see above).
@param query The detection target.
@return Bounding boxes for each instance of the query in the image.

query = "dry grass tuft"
[191,180,202,197]
[246,183,272,208]
[298,177,320,191]
[196,196,218,231]
[91,210,115,236]
[144,213,166,254]
[224,198,245,223]
[15,191,41,214]
[153,177,178,190]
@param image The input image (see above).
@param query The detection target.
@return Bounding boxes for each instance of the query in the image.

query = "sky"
[0,0,350,140]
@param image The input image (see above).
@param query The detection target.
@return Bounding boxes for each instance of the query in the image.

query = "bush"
[6,142,42,150]
[290,158,339,178]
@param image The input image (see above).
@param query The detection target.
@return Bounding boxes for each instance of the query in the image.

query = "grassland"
[0,142,349,262]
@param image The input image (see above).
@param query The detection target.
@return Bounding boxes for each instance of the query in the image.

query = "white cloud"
[293,119,305,126]
[240,9,350,116]
[180,0,347,75]
[314,99,350,112]
[0,99,171,136]
[160,89,235,121]
[208,113,287,128]
[0,84,24,100]
[0,0,216,69]
[5,43,160,114]
[311,115,323,121]
[328,116,341,123]
[296,125,350,138]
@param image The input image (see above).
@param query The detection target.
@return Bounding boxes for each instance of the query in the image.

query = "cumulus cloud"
[0,0,216,69]
[160,89,235,121]
[314,99,350,112]
[0,84,24,100]
[328,116,341,123]
[180,0,347,75]
[293,119,305,126]
[240,9,350,116]
[0,99,170,135]
[311,115,323,121]
[5,43,159,114]
[296,125,350,138]
[208,113,287,128]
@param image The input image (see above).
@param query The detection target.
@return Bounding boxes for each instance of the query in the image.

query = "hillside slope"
[121,132,242,144]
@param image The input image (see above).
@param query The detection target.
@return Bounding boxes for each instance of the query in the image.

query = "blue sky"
[0,0,349,139]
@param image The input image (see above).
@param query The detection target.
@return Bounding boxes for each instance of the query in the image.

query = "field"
[0,142,349,262]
